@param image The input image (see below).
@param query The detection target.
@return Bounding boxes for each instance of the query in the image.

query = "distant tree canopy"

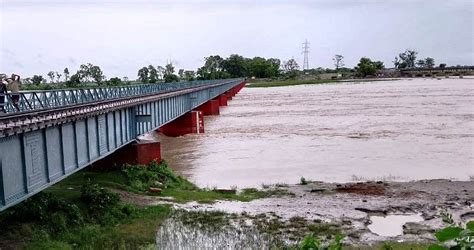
[355,57,384,77]
[78,63,105,83]
[31,75,44,85]
[196,54,281,80]
[282,59,299,79]
[163,63,179,83]
[394,49,436,69]
[394,49,418,69]
[333,55,344,70]
[424,57,435,68]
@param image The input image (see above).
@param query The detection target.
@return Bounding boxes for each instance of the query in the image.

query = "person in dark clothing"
[6,74,20,112]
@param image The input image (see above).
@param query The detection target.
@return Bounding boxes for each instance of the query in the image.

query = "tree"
[148,65,158,83]
[77,63,104,83]
[184,71,195,81]
[157,66,165,81]
[283,59,299,78]
[67,73,81,87]
[197,55,225,79]
[47,71,55,83]
[178,69,184,80]
[78,64,91,82]
[333,55,345,70]
[32,75,44,85]
[89,65,105,83]
[393,57,400,68]
[107,77,122,86]
[248,57,269,78]
[373,61,385,70]
[55,72,62,83]
[266,58,281,78]
[355,57,383,77]
[416,59,426,68]
[397,49,418,68]
[222,54,248,78]
[425,57,435,68]
[63,68,70,82]
[137,67,149,83]
[164,63,179,83]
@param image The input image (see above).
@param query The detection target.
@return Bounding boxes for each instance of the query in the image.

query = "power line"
[302,39,310,70]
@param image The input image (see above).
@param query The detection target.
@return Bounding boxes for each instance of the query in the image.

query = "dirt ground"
[117,179,474,244]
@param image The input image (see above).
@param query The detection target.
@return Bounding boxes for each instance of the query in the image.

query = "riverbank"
[0,161,295,249]
[245,78,400,88]
[1,160,471,249]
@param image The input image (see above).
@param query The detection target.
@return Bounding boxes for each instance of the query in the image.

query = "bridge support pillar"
[216,94,228,106]
[194,99,220,116]
[225,91,233,100]
[91,141,161,169]
[159,111,204,137]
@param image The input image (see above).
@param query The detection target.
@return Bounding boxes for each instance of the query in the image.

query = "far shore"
[245,76,471,88]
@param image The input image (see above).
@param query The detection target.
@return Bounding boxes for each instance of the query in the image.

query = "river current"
[152,78,474,188]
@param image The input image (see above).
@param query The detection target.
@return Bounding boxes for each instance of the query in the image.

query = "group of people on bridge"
[0,73,21,113]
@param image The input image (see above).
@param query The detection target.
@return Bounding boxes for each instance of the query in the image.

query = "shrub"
[10,193,83,234]
[429,211,474,249]
[121,160,195,192]
[300,177,308,185]
[80,181,120,215]
[299,233,343,250]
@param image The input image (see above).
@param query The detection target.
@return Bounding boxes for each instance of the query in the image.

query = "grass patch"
[47,160,293,204]
[0,185,171,249]
[346,242,431,250]
[0,160,296,248]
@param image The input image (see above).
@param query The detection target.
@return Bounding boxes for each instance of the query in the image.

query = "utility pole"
[302,39,310,70]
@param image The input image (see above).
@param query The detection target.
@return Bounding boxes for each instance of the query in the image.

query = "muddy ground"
[117,179,474,245]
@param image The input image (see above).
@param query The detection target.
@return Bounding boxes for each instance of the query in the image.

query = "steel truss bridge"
[0,79,244,211]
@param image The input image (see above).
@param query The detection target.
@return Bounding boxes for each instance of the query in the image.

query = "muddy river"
[155,78,474,189]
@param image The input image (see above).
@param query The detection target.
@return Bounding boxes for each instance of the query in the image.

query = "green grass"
[346,242,431,250]
[46,161,292,204]
[24,205,171,250]
[0,160,296,248]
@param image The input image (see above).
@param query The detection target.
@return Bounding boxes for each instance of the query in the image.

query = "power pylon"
[302,39,310,70]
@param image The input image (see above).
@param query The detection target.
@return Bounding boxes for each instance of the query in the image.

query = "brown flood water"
[149,78,474,189]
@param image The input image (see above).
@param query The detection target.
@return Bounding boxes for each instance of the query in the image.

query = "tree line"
[20,48,446,89]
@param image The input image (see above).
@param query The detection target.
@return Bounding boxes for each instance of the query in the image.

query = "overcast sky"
[0,0,473,79]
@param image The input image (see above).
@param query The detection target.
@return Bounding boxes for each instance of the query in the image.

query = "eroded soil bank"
[118,179,474,246]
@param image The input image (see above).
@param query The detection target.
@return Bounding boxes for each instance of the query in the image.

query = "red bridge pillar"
[225,91,233,100]
[159,111,204,137]
[91,141,161,169]
[215,94,228,106]
[194,99,220,116]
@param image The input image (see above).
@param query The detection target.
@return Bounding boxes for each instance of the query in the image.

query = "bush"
[299,233,343,250]
[10,193,83,234]
[429,211,474,249]
[81,181,120,215]
[121,160,195,192]
[300,177,308,185]
[107,77,122,86]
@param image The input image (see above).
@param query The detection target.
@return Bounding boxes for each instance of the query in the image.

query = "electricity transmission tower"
[302,39,310,70]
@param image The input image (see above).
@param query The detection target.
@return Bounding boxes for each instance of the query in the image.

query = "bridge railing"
[0,79,239,114]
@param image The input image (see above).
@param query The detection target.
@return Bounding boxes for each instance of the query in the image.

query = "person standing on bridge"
[6,74,21,112]
[0,74,7,113]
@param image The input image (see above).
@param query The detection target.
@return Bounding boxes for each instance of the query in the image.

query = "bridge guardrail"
[0,79,241,114]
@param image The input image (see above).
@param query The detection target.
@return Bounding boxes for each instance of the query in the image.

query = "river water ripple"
[155,78,474,188]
